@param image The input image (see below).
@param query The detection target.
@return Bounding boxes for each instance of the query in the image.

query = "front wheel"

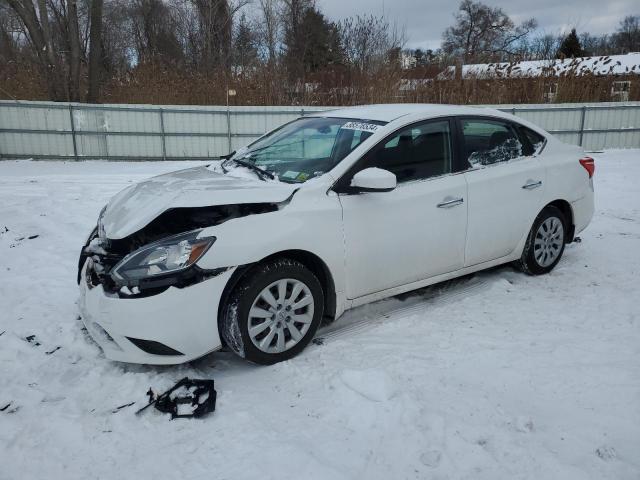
[517,205,567,275]
[220,258,324,365]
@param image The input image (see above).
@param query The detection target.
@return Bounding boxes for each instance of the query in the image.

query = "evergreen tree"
[284,2,343,77]
[299,8,343,72]
[233,14,259,72]
[557,29,584,58]
[283,0,314,77]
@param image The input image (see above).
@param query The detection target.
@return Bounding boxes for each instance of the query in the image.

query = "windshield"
[227,117,386,183]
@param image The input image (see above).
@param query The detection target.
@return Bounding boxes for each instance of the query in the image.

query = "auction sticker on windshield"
[341,121,380,133]
[281,170,300,180]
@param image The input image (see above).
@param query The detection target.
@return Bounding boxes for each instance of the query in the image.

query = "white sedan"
[78,104,595,365]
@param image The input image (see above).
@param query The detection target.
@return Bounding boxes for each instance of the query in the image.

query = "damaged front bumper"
[78,260,235,365]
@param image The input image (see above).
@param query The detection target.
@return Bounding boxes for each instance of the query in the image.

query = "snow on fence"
[0,100,639,160]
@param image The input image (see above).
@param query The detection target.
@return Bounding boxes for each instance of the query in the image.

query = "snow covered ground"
[0,151,639,480]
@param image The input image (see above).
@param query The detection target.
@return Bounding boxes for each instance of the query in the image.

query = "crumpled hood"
[101,166,298,239]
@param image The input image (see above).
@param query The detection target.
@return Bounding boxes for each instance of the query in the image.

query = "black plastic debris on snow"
[0,226,8,235]
[135,377,216,419]
[112,402,136,414]
[15,234,38,241]
[25,335,41,346]
[0,330,5,337]
[312,337,325,346]
[45,346,61,355]
[1,402,18,414]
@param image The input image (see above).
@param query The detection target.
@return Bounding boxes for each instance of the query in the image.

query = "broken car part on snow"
[135,377,217,419]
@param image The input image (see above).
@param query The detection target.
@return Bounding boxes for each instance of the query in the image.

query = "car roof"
[313,103,510,123]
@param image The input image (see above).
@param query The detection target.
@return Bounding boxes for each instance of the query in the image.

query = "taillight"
[579,157,595,178]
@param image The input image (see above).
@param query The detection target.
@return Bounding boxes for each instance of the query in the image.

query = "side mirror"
[350,167,397,193]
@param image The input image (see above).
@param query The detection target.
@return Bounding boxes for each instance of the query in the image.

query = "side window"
[327,127,377,172]
[461,119,523,167]
[362,120,452,183]
[349,129,371,149]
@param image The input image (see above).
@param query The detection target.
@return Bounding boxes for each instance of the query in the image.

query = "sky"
[316,0,638,50]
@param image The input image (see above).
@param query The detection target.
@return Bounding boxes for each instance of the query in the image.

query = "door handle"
[522,180,543,190]
[437,197,464,208]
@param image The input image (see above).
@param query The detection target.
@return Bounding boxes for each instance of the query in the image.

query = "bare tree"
[87,0,103,102]
[442,0,536,63]
[4,0,67,99]
[130,0,185,65]
[0,4,22,62]
[67,0,82,100]
[613,15,640,53]
[339,14,404,73]
[579,32,613,57]
[191,0,231,70]
[101,0,135,73]
[2,0,103,100]
[257,0,281,65]
[187,0,250,71]
[529,33,559,60]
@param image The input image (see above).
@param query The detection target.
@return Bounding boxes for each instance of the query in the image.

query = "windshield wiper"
[227,158,275,180]
[234,139,306,159]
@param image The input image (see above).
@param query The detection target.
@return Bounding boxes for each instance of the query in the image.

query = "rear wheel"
[518,205,567,275]
[220,258,324,365]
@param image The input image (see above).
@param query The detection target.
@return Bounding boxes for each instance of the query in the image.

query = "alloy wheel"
[533,216,564,267]
[247,278,315,354]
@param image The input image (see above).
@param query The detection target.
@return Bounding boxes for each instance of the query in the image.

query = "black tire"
[220,258,324,365]
[517,205,567,275]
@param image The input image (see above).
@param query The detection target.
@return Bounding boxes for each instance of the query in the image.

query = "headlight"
[110,230,216,285]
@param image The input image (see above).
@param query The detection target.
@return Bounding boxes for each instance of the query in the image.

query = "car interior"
[365,125,452,182]
[462,120,523,166]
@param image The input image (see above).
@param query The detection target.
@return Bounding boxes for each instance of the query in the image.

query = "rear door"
[335,118,468,299]
[459,117,547,266]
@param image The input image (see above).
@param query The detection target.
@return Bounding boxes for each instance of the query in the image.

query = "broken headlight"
[110,230,216,285]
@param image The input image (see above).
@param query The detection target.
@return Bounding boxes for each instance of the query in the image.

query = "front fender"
[195,190,345,296]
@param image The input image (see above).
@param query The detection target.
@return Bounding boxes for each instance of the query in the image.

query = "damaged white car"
[78,104,594,365]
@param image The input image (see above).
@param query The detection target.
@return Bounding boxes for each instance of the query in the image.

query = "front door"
[336,119,468,299]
